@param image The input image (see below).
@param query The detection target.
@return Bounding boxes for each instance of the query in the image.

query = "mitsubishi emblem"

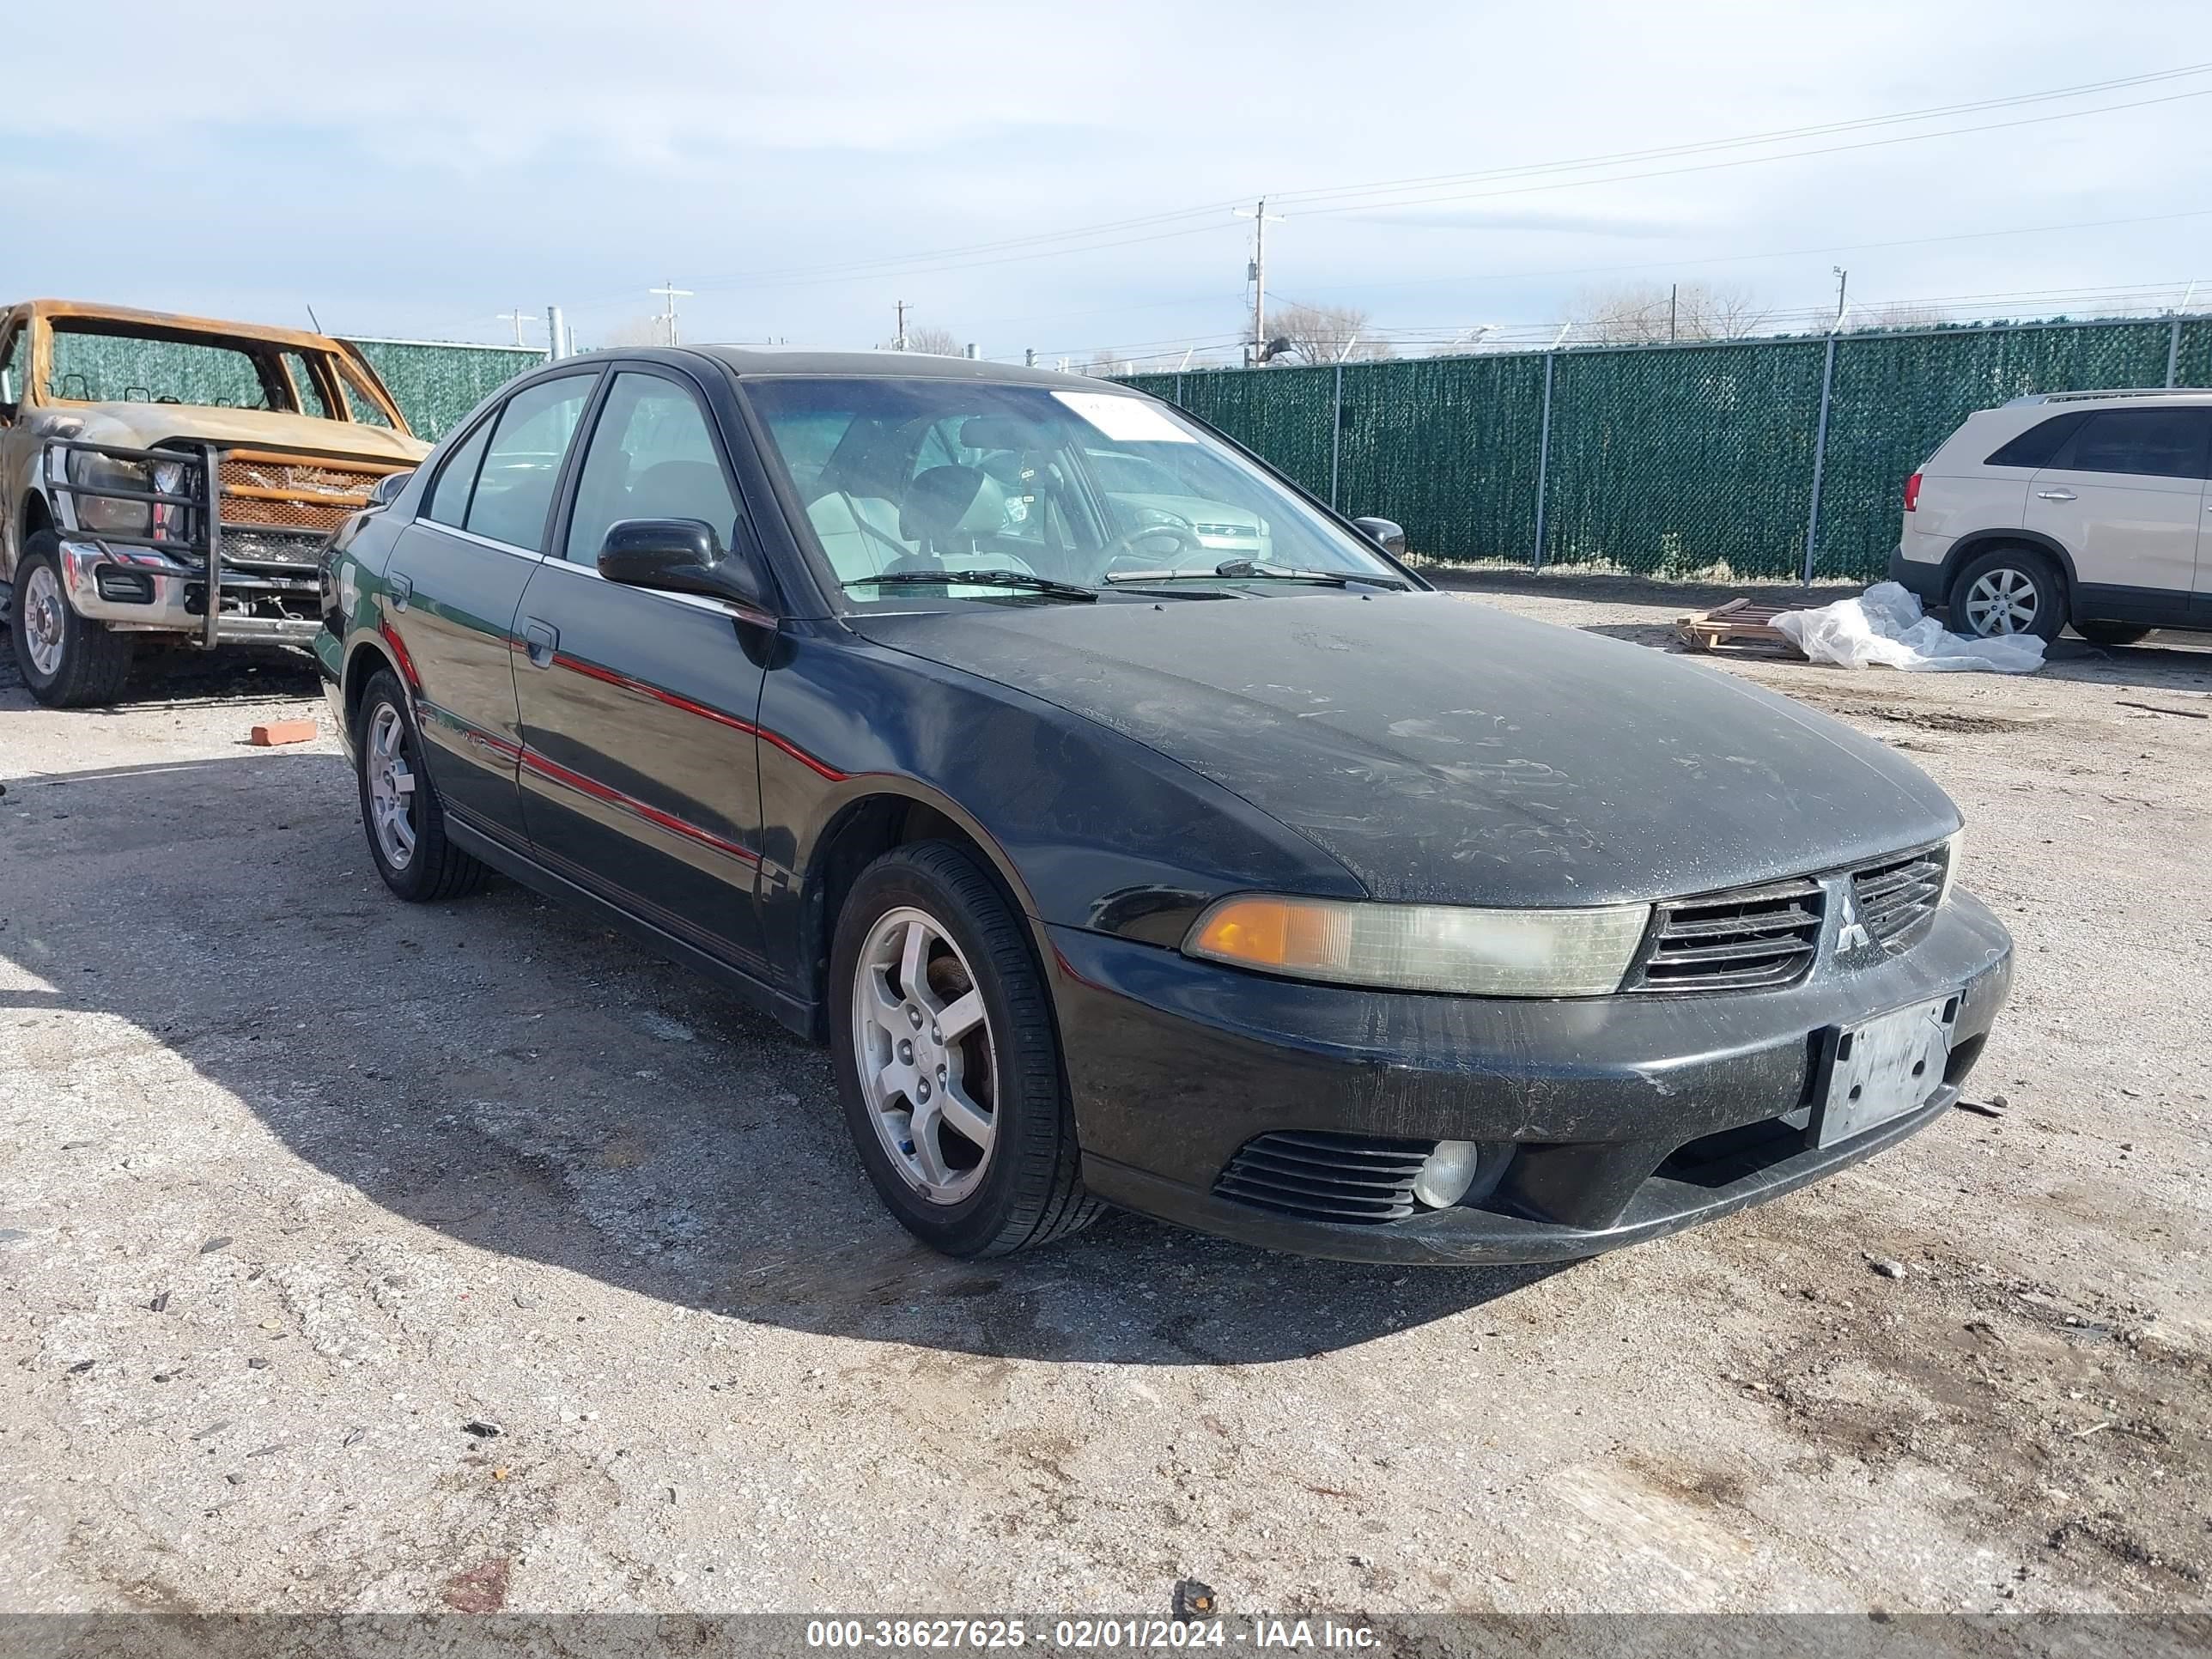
[1835,888,1874,955]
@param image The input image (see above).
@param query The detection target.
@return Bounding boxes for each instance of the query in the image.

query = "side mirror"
[1353,516,1407,557]
[598,518,769,611]
[368,470,412,507]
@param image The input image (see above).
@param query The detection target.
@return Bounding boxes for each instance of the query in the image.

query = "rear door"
[382,368,599,843]
[510,367,775,972]
[2022,405,2210,615]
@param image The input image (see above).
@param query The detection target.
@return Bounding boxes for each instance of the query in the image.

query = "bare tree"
[599,315,668,347]
[904,324,963,356]
[1266,302,1395,365]
[1847,301,1952,332]
[1571,283,1772,343]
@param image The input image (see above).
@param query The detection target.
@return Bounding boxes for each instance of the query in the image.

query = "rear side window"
[1984,412,2084,469]
[464,373,597,549]
[425,418,494,527]
[2055,408,2212,480]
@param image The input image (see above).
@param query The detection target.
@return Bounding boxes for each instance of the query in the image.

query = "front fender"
[757,619,1364,1006]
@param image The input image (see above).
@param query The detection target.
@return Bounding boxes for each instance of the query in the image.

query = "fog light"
[1412,1139,1481,1209]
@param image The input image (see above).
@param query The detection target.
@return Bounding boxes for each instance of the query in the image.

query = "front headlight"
[1937,827,1965,908]
[1183,894,1653,997]
[67,450,154,536]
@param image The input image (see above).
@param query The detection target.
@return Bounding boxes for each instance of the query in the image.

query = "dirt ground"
[1,577,2208,1620]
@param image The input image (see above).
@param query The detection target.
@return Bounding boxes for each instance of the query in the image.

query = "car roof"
[680,345,1122,389]
[18,297,359,354]
[1998,387,2212,410]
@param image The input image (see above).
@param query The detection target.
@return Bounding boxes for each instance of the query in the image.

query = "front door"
[2023,404,2210,617]
[511,368,773,972]
[383,368,599,843]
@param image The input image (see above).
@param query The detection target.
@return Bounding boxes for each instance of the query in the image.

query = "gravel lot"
[3,576,2208,1619]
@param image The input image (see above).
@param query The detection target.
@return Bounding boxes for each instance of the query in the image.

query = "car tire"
[1947,545,2068,644]
[10,534,135,707]
[828,839,1101,1258]
[353,668,490,902]
[2072,621,2154,647]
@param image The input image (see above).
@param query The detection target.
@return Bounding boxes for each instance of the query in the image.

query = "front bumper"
[54,537,324,643]
[1048,892,2013,1264]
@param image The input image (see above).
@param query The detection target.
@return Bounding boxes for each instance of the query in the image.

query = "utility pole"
[545,305,566,361]
[894,300,909,351]
[497,307,533,346]
[1668,283,1678,343]
[650,280,692,345]
[1832,266,1850,331]
[1024,347,1036,367]
[1234,198,1283,363]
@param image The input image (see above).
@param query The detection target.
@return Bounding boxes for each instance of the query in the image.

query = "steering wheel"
[1096,520,1204,568]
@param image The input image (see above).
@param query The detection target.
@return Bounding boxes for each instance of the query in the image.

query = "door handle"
[2034,489,2076,501]
[522,618,558,669]
[388,572,413,611]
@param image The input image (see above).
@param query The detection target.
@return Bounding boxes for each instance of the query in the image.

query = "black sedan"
[316,349,2013,1262]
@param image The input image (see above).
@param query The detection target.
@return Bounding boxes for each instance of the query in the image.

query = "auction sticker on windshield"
[1052,390,1196,443]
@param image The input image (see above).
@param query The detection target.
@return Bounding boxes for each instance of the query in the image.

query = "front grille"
[1212,1130,1434,1224]
[1851,847,1948,953]
[1630,877,1826,993]
[220,454,386,535]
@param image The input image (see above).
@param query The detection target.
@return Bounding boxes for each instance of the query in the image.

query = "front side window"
[563,373,742,565]
[2057,408,2211,481]
[745,377,1401,594]
[280,350,335,419]
[464,374,597,549]
[331,355,399,429]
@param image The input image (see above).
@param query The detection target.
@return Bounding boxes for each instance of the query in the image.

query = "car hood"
[854,591,1961,906]
[34,402,429,463]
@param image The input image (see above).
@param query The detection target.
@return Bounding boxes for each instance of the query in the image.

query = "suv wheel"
[9,533,135,707]
[828,840,1101,1257]
[1948,545,2068,644]
[353,669,490,902]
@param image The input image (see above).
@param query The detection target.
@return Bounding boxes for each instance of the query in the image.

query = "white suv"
[1890,389,2212,645]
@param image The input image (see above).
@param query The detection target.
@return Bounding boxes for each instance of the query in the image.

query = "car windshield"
[744,376,1404,595]
[43,320,371,420]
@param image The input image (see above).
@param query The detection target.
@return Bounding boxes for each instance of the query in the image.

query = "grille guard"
[44,437,380,647]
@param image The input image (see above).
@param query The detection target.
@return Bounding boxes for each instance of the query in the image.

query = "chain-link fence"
[342,339,546,441]
[1122,314,2212,581]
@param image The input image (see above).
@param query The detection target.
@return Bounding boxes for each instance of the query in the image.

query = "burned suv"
[1,300,429,705]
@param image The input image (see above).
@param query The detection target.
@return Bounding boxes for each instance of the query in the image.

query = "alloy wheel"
[21,564,67,678]
[365,703,419,871]
[1963,566,2039,636]
[849,906,998,1205]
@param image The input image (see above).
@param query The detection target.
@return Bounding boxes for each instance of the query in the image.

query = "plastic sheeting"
[1773,581,2046,674]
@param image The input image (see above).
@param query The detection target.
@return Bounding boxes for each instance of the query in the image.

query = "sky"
[4,0,2209,368]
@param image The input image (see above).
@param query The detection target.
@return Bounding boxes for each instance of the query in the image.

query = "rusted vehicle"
[0,300,430,705]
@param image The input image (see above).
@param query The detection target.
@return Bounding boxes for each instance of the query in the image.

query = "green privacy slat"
[1813,321,2175,579]
[1544,340,1826,576]
[342,340,547,441]
[1122,319,2211,581]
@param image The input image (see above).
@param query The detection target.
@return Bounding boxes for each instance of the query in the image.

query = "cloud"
[5,0,2208,361]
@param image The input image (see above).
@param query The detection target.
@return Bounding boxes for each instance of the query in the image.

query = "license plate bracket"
[1809,994,1960,1148]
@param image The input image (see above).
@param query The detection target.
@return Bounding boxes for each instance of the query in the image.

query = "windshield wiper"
[1104,559,1407,590]
[844,569,1097,602]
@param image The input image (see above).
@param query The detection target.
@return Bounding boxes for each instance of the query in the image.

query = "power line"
[542,63,2212,312]
[1262,62,2212,211]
